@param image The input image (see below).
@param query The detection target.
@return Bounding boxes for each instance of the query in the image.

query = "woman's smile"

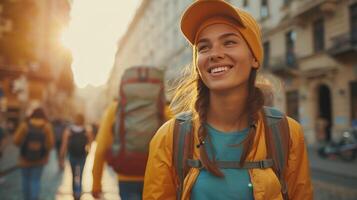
[208,64,233,77]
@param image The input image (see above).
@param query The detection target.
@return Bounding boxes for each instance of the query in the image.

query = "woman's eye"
[224,40,237,46]
[197,45,209,52]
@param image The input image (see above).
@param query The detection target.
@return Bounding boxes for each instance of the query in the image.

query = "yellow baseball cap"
[181,0,263,67]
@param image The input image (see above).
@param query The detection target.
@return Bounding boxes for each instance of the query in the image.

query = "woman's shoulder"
[152,118,176,143]
[286,116,305,144]
[263,107,304,141]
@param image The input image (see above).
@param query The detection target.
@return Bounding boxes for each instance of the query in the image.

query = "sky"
[61,0,141,88]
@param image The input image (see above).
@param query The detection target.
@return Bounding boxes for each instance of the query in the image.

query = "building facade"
[257,0,357,144]
[0,0,75,129]
[108,0,357,145]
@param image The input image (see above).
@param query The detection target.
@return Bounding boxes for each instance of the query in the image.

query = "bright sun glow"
[61,0,141,88]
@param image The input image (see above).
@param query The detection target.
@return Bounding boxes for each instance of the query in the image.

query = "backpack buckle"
[259,160,267,168]
[259,161,264,168]
[187,159,203,169]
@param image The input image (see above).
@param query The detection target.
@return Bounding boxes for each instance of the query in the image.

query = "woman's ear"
[252,58,259,69]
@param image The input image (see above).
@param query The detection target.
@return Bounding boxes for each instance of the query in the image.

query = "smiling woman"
[60,0,140,88]
[143,1,313,200]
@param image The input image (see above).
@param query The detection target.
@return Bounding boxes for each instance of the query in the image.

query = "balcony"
[268,54,299,77]
[293,0,338,23]
[328,33,357,59]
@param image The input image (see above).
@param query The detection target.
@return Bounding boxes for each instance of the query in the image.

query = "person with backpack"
[60,113,93,200]
[13,107,54,200]
[143,1,313,200]
[91,66,171,200]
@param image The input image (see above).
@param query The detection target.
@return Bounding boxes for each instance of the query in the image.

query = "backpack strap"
[111,101,123,154]
[172,108,291,200]
[186,159,274,169]
[264,106,291,200]
[172,112,193,200]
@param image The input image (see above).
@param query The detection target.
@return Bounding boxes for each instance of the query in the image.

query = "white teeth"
[211,66,229,73]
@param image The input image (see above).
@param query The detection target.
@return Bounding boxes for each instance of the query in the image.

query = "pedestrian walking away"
[92,66,172,200]
[143,1,313,200]
[13,107,54,200]
[60,113,93,200]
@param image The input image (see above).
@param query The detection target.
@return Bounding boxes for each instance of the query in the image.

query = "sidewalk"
[56,142,120,200]
[308,147,357,200]
[308,147,357,179]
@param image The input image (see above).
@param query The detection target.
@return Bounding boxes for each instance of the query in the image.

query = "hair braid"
[195,79,224,177]
[239,69,265,167]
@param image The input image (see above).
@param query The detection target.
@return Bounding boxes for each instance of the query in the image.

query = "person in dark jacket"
[13,107,54,200]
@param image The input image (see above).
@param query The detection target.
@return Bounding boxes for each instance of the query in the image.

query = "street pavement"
[308,147,357,200]
[56,143,120,200]
[1,134,357,200]
[0,135,119,200]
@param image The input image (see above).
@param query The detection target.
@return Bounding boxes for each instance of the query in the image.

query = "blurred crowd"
[0,107,98,200]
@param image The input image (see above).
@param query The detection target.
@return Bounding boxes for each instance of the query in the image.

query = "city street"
[1,135,357,200]
[1,0,357,200]
[0,136,119,200]
[309,147,357,200]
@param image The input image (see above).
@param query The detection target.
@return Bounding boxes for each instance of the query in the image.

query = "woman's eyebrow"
[196,32,240,45]
[196,38,209,45]
[219,32,240,39]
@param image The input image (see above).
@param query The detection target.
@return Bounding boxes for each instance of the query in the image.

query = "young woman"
[143,1,313,200]
[13,107,54,200]
[60,113,93,200]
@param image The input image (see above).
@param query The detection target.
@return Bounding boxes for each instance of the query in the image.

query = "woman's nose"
[209,46,225,62]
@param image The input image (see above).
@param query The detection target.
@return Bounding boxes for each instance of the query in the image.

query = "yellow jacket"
[143,114,313,200]
[92,101,172,193]
[13,118,54,167]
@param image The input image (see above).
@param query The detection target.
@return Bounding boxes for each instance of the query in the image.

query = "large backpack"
[68,127,88,159]
[173,107,291,200]
[20,123,47,162]
[106,66,165,176]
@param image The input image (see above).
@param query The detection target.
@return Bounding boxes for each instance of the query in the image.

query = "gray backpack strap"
[172,112,193,200]
[187,159,274,169]
[111,102,122,154]
[264,106,291,200]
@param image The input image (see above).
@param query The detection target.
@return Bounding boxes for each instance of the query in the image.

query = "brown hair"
[170,45,267,177]
[29,108,48,120]
[74,113,85,126]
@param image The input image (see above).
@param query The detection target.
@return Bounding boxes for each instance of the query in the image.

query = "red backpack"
[106,66,165,176]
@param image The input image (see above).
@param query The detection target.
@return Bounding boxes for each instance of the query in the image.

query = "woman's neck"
[207,89,249,133]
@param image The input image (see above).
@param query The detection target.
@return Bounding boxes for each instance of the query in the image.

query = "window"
[350,81,357,127]
[286,90,299,121]
[283,0,292,6]
[285,30,296,67]
[263,41,270,68]
[313,19,325,52]
[260,0,269,19]
[243,0,249,7]
[350,3,357,43]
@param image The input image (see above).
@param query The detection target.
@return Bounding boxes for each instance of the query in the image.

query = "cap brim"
[181,0,245,45]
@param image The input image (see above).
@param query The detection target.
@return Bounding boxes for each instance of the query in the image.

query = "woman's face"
[196,23,258,92]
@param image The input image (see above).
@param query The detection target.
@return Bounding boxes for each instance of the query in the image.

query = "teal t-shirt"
[191,124,254,200]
